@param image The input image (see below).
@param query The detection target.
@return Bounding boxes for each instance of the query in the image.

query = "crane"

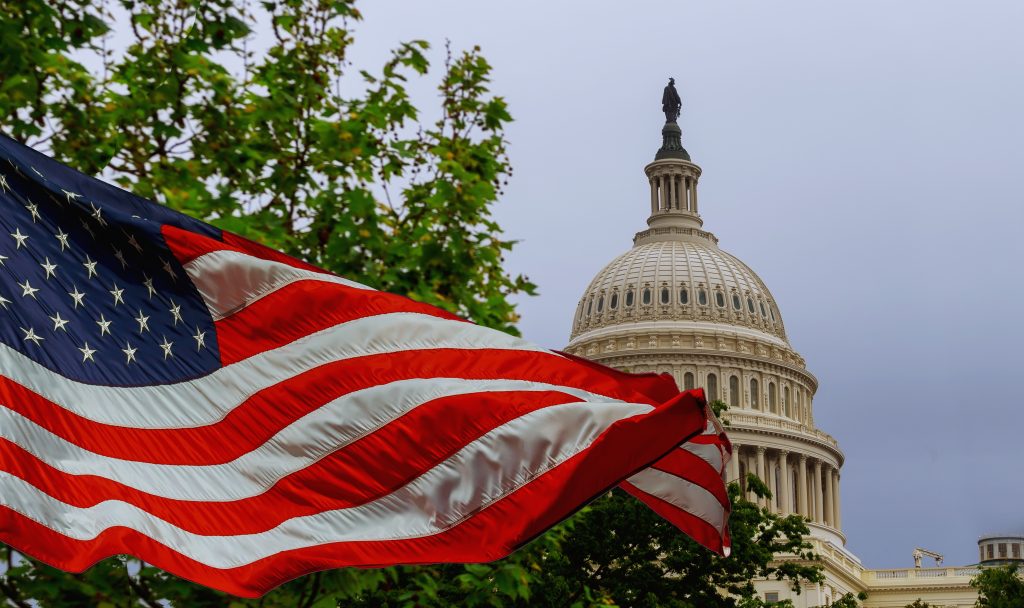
[912,547,944,568]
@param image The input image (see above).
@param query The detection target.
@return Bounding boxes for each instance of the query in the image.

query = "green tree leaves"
[971,564,1024,608]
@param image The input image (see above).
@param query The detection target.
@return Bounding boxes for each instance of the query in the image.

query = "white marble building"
[562,97,979,608]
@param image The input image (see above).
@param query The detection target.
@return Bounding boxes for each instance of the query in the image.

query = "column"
[766,453,776,511]
[755,447,766,508]
[649,179,657,214]
[832,469,842,530]
[682,177,690,210]
[823,463,834,527]
[659,176,668,211]
[797,454,808,517]
[813,459,823,524]
[779,450,791,514]
[691,177,698,214]
[728,444,741,485]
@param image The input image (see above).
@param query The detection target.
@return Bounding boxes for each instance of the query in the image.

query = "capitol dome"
[564,86,846,548]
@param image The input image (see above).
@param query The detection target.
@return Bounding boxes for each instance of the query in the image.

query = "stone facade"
[566,110,978,607]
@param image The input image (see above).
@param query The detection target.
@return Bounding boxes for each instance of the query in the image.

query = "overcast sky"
[346,0,1024,568]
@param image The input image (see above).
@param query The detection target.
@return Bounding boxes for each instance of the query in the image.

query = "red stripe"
[162,225,325,273]
[620,480,726,556]
[0,349,675,465]
[1,390,588,535]
[214,280,463,365]
[650,448,730,509]
[1,390,707,598]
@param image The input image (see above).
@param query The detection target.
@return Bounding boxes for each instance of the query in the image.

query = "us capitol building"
[561,82,997,607]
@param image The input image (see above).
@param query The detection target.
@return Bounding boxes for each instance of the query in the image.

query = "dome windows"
[625,289,634,307]
[660,287,670,305]
[596,295,604,312]
[642,287,652,305]
[768,382,778,413]
[706,373,718,401]
[586,298,593,316]
[715,291,726,308]
[728,375,739,407]
[747,297,755,314]
[610,292,619,310]
[750,378,760,409]
[684,372,694,390]
[698,288,708,306]
[732,293,741,311]
[679,287,689,304]
[759,300,768,318]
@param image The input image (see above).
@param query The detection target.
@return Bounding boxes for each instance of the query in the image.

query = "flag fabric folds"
[0,134,731,597]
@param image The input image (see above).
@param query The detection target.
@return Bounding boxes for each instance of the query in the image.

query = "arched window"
[760,301,768,317]
[586,298,592,315]
[729,375,739,407]
[642,288,652,305]
[610,292,618,309]
[715,291,726,308]
[747,297,755,313]
[706,373,718,401]
[732,294,741,310]
[750,378,760,409]
[596,295,604,312]
[698,289,708,306]
[769,382,777,413]
[783,386,790,417]
[625,290,634,307]
[769,306,777,322]
[660,287,670,304]
[679,287,689,304]
[684,372,695,390]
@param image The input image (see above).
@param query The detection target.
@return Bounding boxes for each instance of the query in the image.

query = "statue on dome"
[662,78,682,123]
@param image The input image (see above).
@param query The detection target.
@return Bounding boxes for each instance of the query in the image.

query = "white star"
[79,342,96,363]
[126,233,143,253]
[40,257,58,280]
[50,312,69,332]
[10,228,28,249]
[96,314,112,336]
[0,294,10,309]
[18,279,38,299]
[122,341,137,364]
[143,275,156,298]
[55,228,70,252]
[161,259,177,280]
[193,326,206,350]
[83,256,98,279]
[21,327,43,346]
[113,248,127,269]
[134,309,150,333]
[0,173,8,192]
[62,188,81,204]
[169,301,183,325]
[24,201,40,222]
[109,284,125,306]
[159,336,174,360]
[0,253,7,266]
[90,202,107,226]
[68,286,86,308]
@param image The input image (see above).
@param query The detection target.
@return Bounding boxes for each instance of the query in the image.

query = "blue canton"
[0,136,221,385]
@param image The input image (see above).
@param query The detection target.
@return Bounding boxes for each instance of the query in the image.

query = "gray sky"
[348,0,1024,568]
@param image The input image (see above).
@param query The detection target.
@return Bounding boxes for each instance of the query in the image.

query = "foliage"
[0,0,824,604]
[971,564,1024,608]
[905,599,934,608]
[821,591,867,608]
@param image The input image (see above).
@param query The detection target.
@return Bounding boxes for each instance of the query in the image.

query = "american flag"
[0,134,730,597]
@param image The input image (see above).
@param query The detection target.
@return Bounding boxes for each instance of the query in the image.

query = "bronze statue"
[662,78,681,123]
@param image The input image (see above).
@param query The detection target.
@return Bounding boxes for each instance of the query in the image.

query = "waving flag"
[0,134,730,597]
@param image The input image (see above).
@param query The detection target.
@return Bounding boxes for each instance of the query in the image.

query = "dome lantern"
[641,79,705,242]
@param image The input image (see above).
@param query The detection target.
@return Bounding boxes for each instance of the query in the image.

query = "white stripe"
[0,312,553,428]
[681,442,724,475]
[2,400,650,569]
[4,378,637,501]
[184,250,372,320]
[627,467,727,532]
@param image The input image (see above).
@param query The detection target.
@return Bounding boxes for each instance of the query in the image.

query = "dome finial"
[656,78,690,160]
